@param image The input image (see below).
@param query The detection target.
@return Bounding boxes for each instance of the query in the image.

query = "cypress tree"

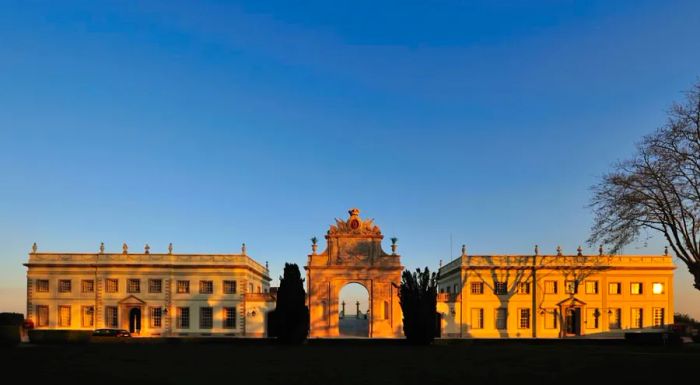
[398,267,439,344]
[271,263,309,344]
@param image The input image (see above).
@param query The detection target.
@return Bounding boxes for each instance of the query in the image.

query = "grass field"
[3,339,698,384]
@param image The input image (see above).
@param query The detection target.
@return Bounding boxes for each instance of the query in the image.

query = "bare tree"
[589,81,700,291]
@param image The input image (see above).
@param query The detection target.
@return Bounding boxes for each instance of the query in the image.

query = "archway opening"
[338,282,369,337]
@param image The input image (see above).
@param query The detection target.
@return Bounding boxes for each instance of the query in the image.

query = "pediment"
[118,295,146,305]
[557,296,586,307]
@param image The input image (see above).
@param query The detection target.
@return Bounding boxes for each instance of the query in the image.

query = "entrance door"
[129,307,142,334]
[565,308,581,336]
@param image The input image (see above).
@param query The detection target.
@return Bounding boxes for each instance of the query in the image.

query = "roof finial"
[265,261,269,270]
[556,245,562,256]
[599,244,604,256]
[461,244,466,256]
[577,246,583,256]
[664,245,668,256]
[31,242,37,254]
[168,243,173,255]
[99,242,105,254]
[534,244,539,255]
[241,243,247,255]
[122,243,128,254]
[144,244,150,254]
[439,259,443,268]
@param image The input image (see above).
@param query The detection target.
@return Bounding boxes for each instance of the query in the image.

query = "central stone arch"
[305,209,404,338]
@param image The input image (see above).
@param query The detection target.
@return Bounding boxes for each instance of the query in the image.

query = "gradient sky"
[1,1,699,318]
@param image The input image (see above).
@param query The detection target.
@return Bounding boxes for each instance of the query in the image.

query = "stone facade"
[437,249,675,338]
[305,209,404,337]
[24,245,273,337]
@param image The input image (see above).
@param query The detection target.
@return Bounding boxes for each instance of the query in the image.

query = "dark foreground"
[3,339,698,384]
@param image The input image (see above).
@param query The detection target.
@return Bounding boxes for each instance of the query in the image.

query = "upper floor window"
[494,282,507,295]
[177,280,190,294]
[127,279,140,293]
[149,279,162,293]
[106,279,119,293]
[584,281,598,295]
[564,280,578,295]
[81,280,94,293]
[630,282,643,295]
[544,281,558,294]
[200,280,213,294]
[223,280,237,294]
[517,282,530,295]
[36,279,49,293]
[58,280,72,293]
[470,282,484,295]
[608,282,621,295]
[652,282,664,295]
[248,283,254,293]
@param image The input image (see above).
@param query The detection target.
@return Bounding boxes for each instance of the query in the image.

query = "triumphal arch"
[305,209,404,338]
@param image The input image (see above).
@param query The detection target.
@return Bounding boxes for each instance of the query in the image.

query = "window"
[608,308,621,329]
[453,284,457,294]
[150,307,162,328]
[58,305,71,327]
[608,282,621,295]
[584,281,599,295]
[36,279,49,293]
[519,308,530,329]
[471,308,484,329]
[383,301,389,320]
[258,286,262,293]
[106,279,119,293]
[631,308,643,328]
[517,282,530,295]
[177,307,190,329]
[223,307,236,329]
[81,306,94,327]
[470,282,484,295]
[200,307,213,329]
[58,280,72,293]
[565,280,578,294]
[105,306,118,328]
[544,281,558,294]
[652,282,664,295]
[177,280,190,294]
[36,305,49,327]
[149,279,162,293]
[630,282,643,295]
[127,279,140,293]
[199,280,213,294]
[81,280,94,293]
[494,282,507,295]
[495,308,507,329]
[653,308,665,327]
[249,283,254,293]
[544,309,558,329]
[586,308,600,329]
[223,280,237,294]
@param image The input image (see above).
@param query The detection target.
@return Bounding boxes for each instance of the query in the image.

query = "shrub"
[28,330,92,344]
[398,267,439,344]
[0,313,24,347]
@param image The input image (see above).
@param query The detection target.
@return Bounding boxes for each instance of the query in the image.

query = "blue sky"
[1,0,699,317]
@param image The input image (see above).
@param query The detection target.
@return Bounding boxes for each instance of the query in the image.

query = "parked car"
[92,328,131,337]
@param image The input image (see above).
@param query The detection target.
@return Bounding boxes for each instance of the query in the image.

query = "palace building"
[437,247,675,338]
[24,243,273,337]
[23,208,676,339]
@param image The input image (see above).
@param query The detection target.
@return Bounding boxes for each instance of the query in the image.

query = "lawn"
[3,339,698,384]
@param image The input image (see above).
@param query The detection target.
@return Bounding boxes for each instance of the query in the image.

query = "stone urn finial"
[241,243,247,255]
[534,244,539,255]
[577,246,583,256]
[390,237,398,254]
[265,261,269,270]
[122,243,128,254]
[144,244,150,254]
[311,237,318,254]
[168,243,173,255]
[664,245,668,256]
[31,242,37,254]
[556,245,562,256]
[99,242,105,254]
[461,244,466,256]
[599,244,604,256]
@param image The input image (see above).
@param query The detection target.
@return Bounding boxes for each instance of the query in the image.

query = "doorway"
[565,307,581,336]
[129,307,142,334]
[338,283,369,337]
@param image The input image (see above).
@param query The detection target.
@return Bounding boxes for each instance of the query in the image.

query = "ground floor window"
[105,306,118,328]
[150,307,162,328]
[631,308,643,328]
[81,306,94,328]
[608,308,621,329]
[652,308,665,328]
[36,305,49,327]
[58,305,71,327]
[200,307,213,329]
[586,308,599,329]
[177,307,190,329]
[518,308,530,329]
[544,309,558,329]
[471,308,484,329]
[223,307,236,329]
[495,308,507,330]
